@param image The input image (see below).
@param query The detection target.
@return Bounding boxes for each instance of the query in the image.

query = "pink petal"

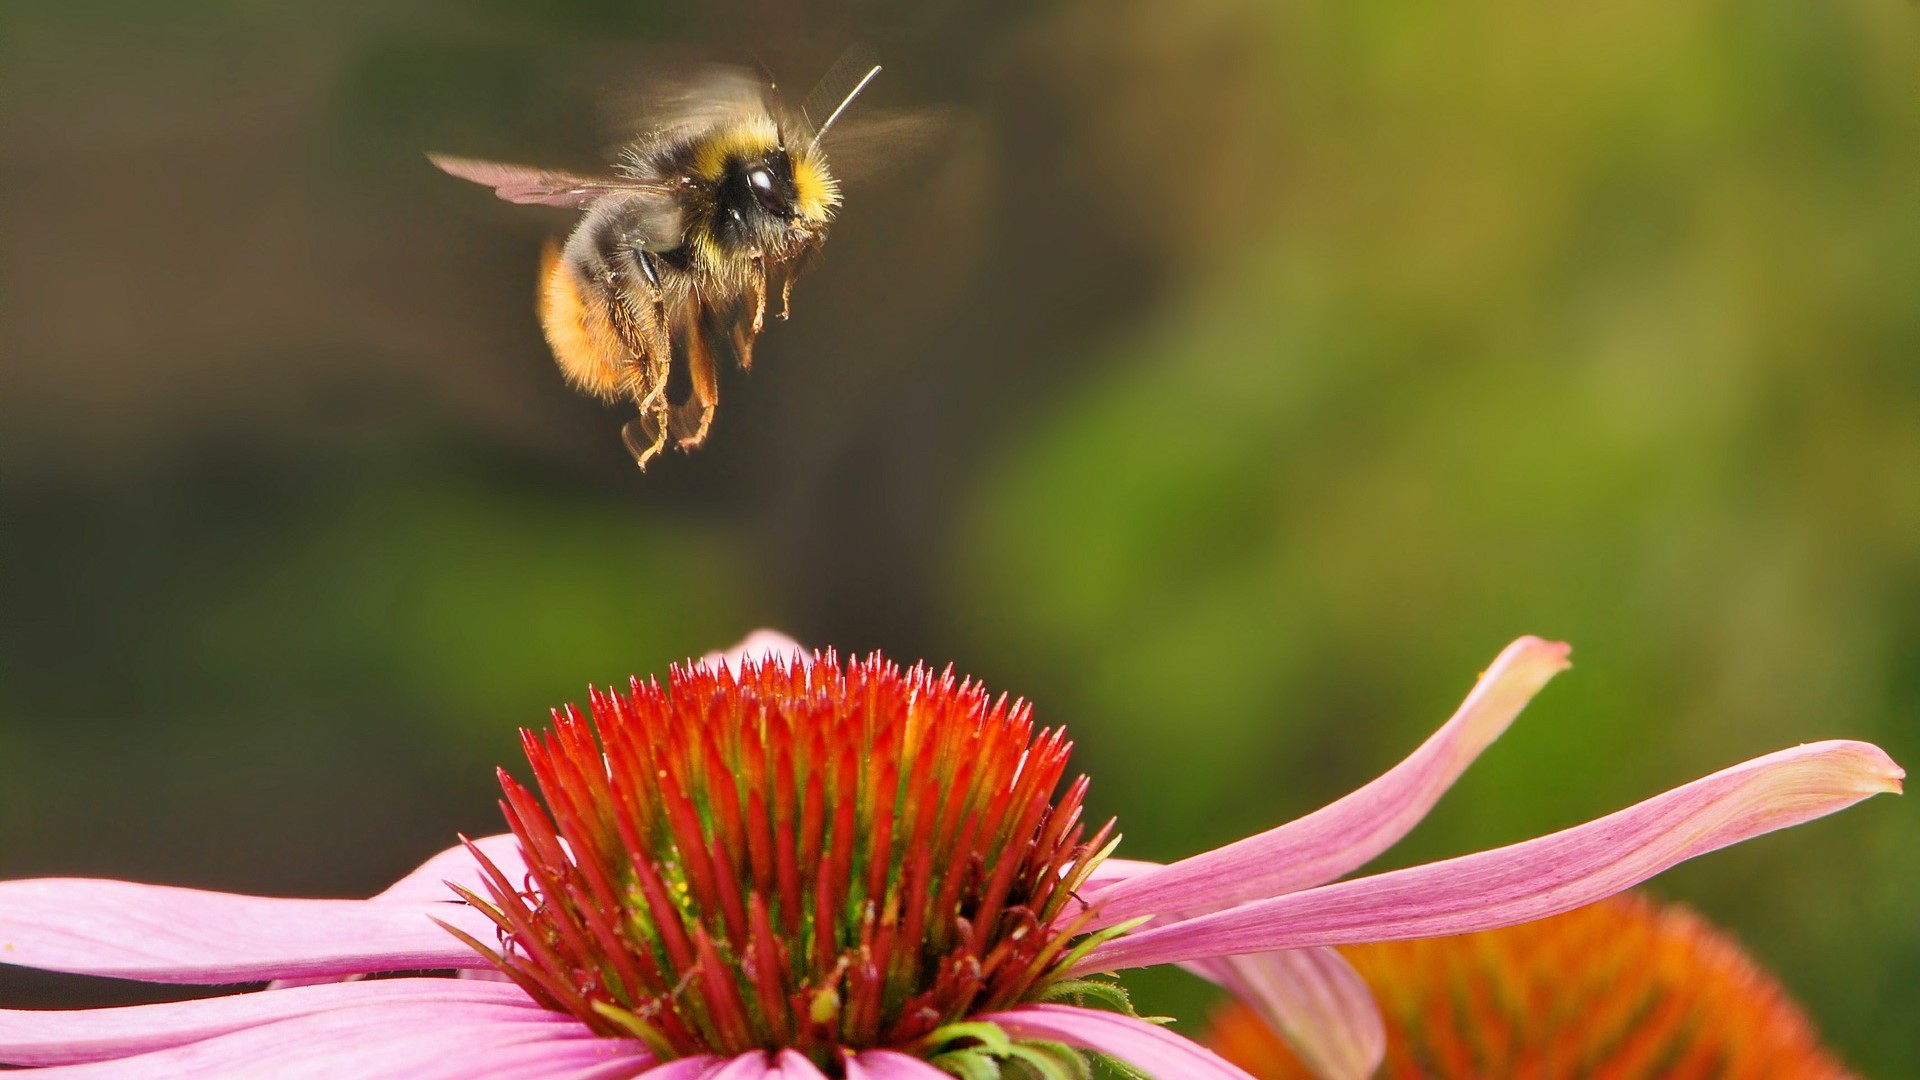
[979,1004,1257,1080]
[0,976,538,1065]
[1087,637,1572,927]
[1084,866,1385,1077]
[13,998,648,1079]
[1083,739,1901,972]
[372,834,527,904]
[699,631,807,674]
[1196,949,1383,1080]
[1079,857,1162,891]
[843,1049,951,1080]
[700,1051,786,1080]
[0,879,497,982]
[772,1049,831,1079]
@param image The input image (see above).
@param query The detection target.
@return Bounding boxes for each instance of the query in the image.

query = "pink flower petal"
[1079,857,1162,891]
[263,837,526,990]
[979,1003,1257,1080]
[1195,949,1384,1080]
[372,834,527,904]
[772,1049,831,1079]
[699,631,807,674]
[1088,637,1572,927]
[843,1049,952,1080]
[0,879,496,983]
[700,1051,788,1080]
[1083,866,1385,1076]
[12,998,648,1079]
[1083,739,1902,972]
[0,976,539,1065]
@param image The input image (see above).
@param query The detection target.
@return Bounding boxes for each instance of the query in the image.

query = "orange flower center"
[449,653,1116,1070]
[1208,893,1852,1079]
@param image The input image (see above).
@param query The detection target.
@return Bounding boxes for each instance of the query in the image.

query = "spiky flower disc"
[449,651,1116,1070]
[1208,893,1853,1079]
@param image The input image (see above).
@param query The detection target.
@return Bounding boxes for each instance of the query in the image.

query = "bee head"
[692,118,838,237]
[730,148,800,223]
[728,146,836,227]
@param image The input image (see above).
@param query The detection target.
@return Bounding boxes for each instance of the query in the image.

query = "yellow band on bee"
[689,119,781,183]
[790,154,838,222]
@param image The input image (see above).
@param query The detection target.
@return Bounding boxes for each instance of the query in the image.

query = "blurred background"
[2,0,1916,1071]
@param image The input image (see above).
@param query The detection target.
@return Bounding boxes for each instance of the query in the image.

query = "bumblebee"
[433,63,880,467]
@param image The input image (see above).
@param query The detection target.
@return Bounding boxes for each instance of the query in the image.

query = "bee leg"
[598,245,676,470]
[620,315,672,470]
[749,255,767,336]
[647,339,675,463]
[631,382,671,469]
[634,248,671,330]
[668,400,715,450]
[672,315,720,450]
[621,415,669,470]
[633,246,662,291]
[778,273,795,320]
[616,337,670,470]
[731,322,757,372]
[621,360,671,469]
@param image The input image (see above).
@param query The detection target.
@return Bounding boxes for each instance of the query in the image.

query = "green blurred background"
[2,0,1915,1072]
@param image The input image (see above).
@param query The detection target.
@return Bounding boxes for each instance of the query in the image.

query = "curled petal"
[1090,868,1383,1076]
[263,836,528,991]
[372,833,527,904]
[6,999,646,1079]
[1195,949,1384,1080]
[980,1004,1258,1080]
[1083,740,1901,972]
[0,880,495,983]
[1089,637,1571,927]
[0,977,537,1066]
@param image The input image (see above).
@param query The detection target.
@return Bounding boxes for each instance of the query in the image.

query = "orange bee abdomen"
[536,240,632,402]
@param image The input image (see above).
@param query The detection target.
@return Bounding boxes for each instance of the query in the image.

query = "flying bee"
[432,61,882,468]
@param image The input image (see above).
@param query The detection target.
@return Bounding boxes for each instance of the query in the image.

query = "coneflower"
[0,635,1898,1078]
[1207,892,1853,1079]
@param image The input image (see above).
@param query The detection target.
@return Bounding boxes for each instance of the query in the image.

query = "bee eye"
[747,166,787,215]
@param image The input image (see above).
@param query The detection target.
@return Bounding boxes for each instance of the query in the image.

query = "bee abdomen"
[537,239,635,402]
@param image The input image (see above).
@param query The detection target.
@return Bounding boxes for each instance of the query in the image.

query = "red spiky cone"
[445,651,1117,1070]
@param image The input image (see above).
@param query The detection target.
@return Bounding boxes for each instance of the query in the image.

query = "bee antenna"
[809,64,881,151]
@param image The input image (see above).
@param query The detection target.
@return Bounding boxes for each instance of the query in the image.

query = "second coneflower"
[0,635,1901,1078]
[1207,892,1855,1080]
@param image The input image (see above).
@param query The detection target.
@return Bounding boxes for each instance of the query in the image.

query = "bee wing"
[428,153,675,208]
[592,63,773,151]
[795,46,883,145]
[812,109,956,186]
